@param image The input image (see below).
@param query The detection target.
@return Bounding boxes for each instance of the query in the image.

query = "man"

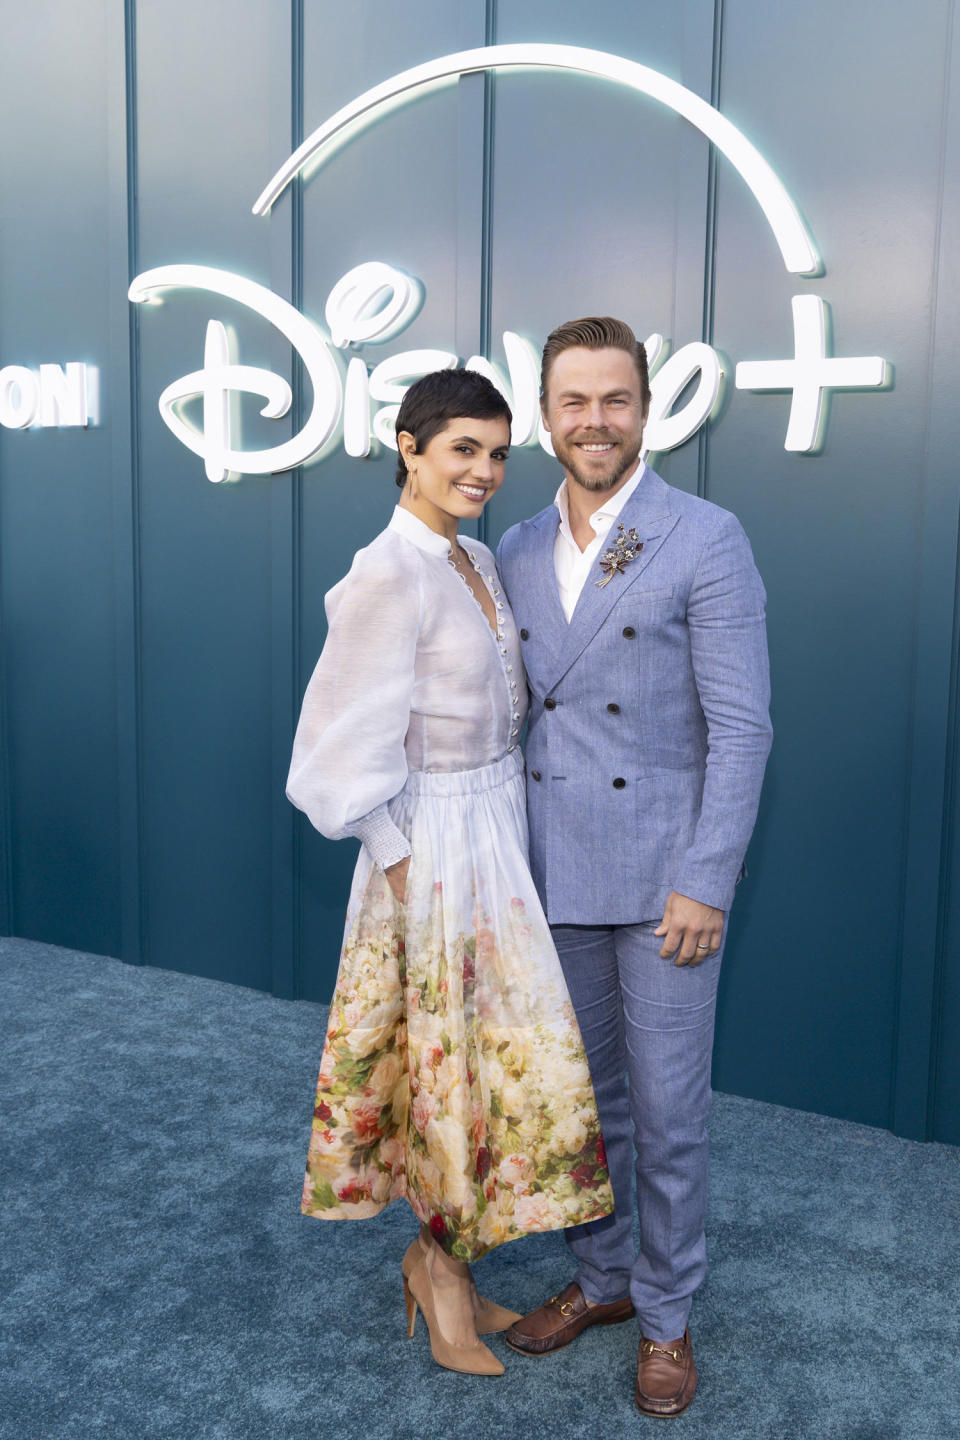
[496,316,772,1417]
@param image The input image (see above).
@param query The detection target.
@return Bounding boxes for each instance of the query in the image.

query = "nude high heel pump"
[404,1249,505,1376]
[404,1268,419,1338]
[469,1282,522,1336]
[402,1230,521,1336]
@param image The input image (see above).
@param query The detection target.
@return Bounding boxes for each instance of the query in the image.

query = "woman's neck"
[398,492,459,547]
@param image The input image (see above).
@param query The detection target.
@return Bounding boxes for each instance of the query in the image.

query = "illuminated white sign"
[129,43,891,477]
[735,295,888,452]
[127,260,739,478]
[325,261,422,348]
[128,265,342,481]
[252,43,821,278]
[0,363,96,430]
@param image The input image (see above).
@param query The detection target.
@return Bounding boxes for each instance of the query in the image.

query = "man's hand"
[385,855,410,903]
[654,891,724,966]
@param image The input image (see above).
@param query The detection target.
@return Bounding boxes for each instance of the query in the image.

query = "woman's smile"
[397,414,511,541]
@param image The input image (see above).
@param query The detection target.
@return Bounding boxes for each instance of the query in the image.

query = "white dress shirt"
[287,505,526,870]
[553,461,647,622]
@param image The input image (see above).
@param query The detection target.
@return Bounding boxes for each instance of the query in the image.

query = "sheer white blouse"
[286,505,527,871]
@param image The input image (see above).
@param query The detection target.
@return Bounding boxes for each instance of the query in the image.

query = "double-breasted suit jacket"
[497,465,772,926]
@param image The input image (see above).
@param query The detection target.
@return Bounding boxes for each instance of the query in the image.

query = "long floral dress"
[287,505,613,1262]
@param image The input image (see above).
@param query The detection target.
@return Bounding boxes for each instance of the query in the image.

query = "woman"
[287,368,613,1376]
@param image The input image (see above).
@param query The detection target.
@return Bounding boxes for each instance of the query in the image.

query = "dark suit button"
[607,702,620,714]
[520,628,529,640]
[612,777,626,789]
[543,698,556,711]
[622,626,635,638]
[531,769,541,782]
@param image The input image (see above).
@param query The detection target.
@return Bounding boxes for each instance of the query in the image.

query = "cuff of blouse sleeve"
[349,804,412,872]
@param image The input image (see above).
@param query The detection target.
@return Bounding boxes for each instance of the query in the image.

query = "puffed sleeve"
[286,534,422,869]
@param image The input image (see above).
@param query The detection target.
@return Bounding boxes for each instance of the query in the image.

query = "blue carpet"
[1,937,958,1439]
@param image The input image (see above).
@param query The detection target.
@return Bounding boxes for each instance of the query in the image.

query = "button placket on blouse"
[486,564,523,746]
[448,550,521,750]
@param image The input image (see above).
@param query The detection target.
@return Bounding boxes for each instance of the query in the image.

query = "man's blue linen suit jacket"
[497,465,772,926]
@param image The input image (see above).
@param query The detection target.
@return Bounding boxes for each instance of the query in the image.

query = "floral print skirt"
[301,748,614,1261]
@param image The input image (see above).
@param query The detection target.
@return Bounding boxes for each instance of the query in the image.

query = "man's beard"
[556,434,642,494]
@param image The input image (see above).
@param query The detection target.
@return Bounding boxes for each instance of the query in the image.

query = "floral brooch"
[596,523,644,587]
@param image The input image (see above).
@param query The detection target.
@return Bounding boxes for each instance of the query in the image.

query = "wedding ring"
[696,943,710,950]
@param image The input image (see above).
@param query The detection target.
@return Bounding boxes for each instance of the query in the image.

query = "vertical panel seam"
[889,0,957,1138]
[697,0,723,501]
[932,509,960,1134]
[0,436,13,934]
[484,0,497,47]
[928,0,960,1133]
[477,0,497,549]
[289,0,304,998]
[479,76,495,359]
[123,0,146,963]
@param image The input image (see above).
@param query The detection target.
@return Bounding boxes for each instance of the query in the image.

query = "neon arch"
[252,43,820,277]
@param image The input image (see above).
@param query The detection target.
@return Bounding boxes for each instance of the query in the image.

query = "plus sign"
[735,295,889,452]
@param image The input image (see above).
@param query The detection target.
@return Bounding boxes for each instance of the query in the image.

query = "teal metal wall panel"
[708,0,954,1132]
[927,0,960,1147]
[1,0,958,1140]
[133,0,292,987]
[0,0,124,956]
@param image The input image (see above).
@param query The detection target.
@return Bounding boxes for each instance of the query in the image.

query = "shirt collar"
[389,504,454,558]
[553,459,647,541]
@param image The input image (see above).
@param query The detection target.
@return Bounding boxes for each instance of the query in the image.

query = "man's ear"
[539,400,552,434]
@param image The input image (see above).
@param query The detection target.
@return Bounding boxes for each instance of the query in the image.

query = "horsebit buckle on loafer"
[549,1295,577,1318]
[641,1339,685,1363]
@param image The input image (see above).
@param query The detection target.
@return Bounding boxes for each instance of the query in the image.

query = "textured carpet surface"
[1,936,958,1440]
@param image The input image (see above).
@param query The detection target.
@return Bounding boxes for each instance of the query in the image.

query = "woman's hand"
[385,855,410,903]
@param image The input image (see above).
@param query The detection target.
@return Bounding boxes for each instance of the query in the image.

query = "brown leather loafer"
[504,1281,635,1356]
[634,1328,697,1417]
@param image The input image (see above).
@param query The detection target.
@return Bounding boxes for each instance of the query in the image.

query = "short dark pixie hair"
[540,315,650,411]
[394,367,512,487]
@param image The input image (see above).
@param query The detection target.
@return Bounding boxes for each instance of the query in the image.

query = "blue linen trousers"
[551,921,724,1343]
